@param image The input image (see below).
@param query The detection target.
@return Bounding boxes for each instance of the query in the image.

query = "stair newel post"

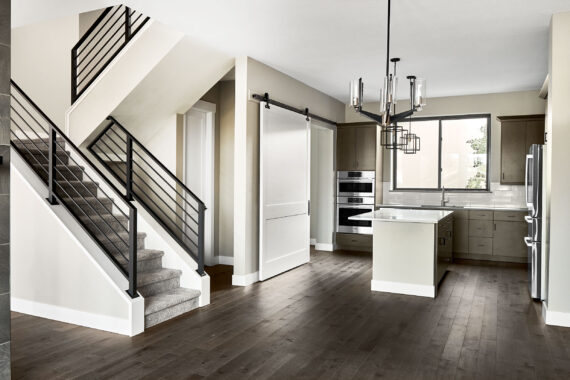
[126,134,133,201]
[127,206,138,298]
[197,203,205,275]
[125,6,131,42]
[47,126,58,205]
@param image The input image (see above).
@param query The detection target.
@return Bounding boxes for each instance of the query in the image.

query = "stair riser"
[37,167,84,182]
[65,199,114,215]
[81,218,129,236]
[100,236,146,253]
[58,182,99,198]
[145,298,199,328]
[22,152,70,165]
[138,277,180,297]
[137,257,163,272]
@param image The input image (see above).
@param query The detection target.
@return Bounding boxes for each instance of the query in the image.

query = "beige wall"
[346,91,546,183]
[234,57,345,277]
[79,8,104,36]
[12,15,78,127]
[545,11,570,320]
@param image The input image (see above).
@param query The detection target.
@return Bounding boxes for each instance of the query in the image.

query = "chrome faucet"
[441,186,449,207]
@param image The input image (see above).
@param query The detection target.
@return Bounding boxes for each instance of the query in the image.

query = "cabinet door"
[336,127,356,170]
[453,218,469,254]
[525,119,545,153]
[493,221,527,257]
[355,126,377,170]
[501,121,526,184]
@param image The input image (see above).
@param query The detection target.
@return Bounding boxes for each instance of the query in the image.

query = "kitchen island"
[350,209,454,298]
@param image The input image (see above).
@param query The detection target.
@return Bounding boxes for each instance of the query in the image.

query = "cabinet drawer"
[469,220,493,237]
[336,233,372,249]
[469,210,493,220]
[493,211,526,222]
[469,237,493,255]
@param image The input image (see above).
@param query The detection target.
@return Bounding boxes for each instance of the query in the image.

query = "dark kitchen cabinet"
[337,123,376,171]
[498,115,545,185]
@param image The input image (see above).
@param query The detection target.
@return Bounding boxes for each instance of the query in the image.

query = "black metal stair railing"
[88,117,206,275]
[10,81,140,298]
[71,4,150,103]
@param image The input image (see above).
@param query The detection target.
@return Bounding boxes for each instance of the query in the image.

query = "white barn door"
[259,101,310,281]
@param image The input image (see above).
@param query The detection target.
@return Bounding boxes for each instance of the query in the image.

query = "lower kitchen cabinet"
[336,233,372,252]
[452,209,527,262]
[493,221,527,257]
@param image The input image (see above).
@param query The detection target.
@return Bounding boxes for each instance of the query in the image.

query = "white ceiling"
[14,0,570,103]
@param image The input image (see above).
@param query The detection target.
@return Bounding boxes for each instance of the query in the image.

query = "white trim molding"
[315,243,334,252]
[543,302,570,327]
[310,238,317,246]
[371,280,435,298]
[11,297,143,336]
[232,272,259,286]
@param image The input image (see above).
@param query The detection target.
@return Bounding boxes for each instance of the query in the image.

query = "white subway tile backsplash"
[381,182,526,208]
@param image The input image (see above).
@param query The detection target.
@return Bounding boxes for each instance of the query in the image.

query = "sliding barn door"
[259,102,310,281]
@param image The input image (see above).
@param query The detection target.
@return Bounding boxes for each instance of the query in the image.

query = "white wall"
[10,151,143,336]
[310,124,335,250]
[233,57,344,282]
[544,11,570,327]
[11,15,78,128]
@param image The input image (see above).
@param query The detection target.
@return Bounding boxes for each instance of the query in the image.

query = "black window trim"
[392,113,492,192]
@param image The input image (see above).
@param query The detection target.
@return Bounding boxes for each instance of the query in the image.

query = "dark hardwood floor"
[10,249,570,379]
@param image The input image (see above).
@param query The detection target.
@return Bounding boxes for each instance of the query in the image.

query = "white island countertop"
[350,208,453,224]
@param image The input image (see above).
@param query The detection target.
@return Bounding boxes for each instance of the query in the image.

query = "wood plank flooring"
[10,249,570,379]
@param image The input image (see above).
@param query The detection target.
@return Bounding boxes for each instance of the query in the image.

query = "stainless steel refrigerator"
[524,144,544,300]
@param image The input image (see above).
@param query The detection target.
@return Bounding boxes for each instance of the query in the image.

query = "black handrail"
[88,116,206,275]
[10,80,139,298]
[71,5,150,103]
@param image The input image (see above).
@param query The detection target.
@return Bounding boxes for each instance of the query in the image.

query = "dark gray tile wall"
[0,0,9,378]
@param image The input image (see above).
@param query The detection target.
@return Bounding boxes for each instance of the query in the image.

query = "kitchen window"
[393,114,491,191]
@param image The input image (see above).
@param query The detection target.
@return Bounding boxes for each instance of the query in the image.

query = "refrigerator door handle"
[524,215,533,224]
[525,154,533,208]
[524,236,533,247]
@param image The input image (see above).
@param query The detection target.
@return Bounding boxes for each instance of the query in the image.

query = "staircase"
[11,82,202,329]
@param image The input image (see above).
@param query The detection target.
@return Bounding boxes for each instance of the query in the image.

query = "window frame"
[392,113,492,192]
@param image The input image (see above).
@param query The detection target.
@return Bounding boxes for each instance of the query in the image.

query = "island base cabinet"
[336,233,372,252]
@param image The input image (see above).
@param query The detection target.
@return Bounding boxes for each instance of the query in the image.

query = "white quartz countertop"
[376,204,527,212]
[349,209,454,224]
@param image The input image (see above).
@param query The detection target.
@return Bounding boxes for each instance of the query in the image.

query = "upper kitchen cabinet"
[498,115,545,185]
[337,123,376,171]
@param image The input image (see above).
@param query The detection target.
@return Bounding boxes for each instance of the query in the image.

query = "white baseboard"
[315,243,334,252]
[11,297,136,336]
[371,280,435,298]
[310,238,317,246]
[543,302,570,327]
[232,272,259,286]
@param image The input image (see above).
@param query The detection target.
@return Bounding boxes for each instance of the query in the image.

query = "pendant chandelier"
[348,0,427,154]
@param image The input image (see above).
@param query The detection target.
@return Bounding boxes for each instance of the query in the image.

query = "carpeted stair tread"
[144,288,201,316]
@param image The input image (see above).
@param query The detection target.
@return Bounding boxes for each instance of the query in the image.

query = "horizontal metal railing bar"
[76,6,123,60]
[103,125,201,216]
[72,6,114,53]
[129,13,143,29]
[89,144,200,260]
[106,117,206,208]
[11,80,135,213]
[130,16,150,39]
[11,96,129,221]
[77,29,126,85]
